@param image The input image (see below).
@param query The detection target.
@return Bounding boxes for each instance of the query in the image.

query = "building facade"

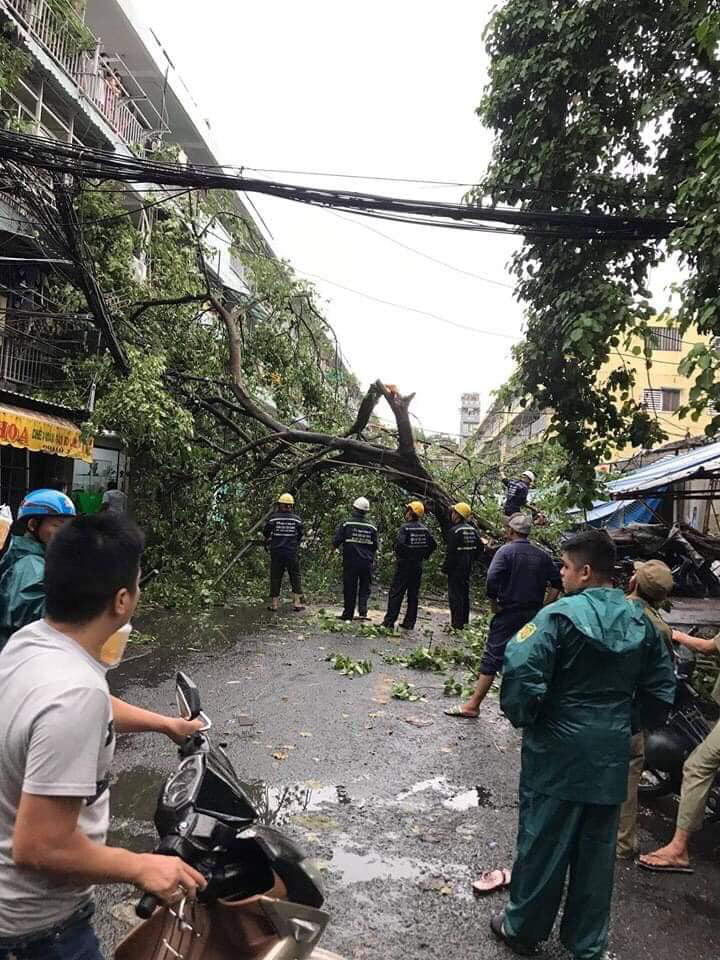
[0,0,274,511]
[459,392,481,442]
[471,321,714,466]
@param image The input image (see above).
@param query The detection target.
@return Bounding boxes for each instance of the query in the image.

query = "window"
[643,388,681,412]
[648,326,682,351]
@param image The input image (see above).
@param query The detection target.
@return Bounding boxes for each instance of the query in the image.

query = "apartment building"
[470,320,713,466]
[459,392,481,442]
[0,0,273,510]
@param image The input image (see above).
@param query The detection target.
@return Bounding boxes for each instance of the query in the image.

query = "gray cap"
[507,513,532,535]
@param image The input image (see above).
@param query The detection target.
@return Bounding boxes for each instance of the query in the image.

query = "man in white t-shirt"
[0,513,206,959]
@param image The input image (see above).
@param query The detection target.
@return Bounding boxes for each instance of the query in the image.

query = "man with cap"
[333,497,378,621]
[263,493,304,612]
[442,502,481,630]
[617,559,675,859]
[382,501,436,631]
[445,512,561,719]
[502,470,534,517]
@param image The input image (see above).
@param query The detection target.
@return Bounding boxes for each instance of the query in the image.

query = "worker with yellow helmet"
[381,500,437,631]
[263,493,305,612]
[442,502,482,630]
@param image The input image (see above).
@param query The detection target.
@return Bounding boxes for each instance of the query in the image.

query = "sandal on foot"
[472,869,511,896]
[293,605,306,612]
[444,707,480,719]
[637,857,694,874]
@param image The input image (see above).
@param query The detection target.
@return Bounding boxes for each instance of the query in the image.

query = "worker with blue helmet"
[0,489,76,650]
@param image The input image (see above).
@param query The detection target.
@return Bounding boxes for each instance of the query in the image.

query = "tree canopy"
[476,0,720,498]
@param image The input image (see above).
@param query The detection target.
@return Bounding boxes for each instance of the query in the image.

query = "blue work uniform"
[382,520,436,629]
[481,537,562,675]
[333,511,378,619]
[442,520,481,629]
[502,477,530,516]
[264,510,304,597]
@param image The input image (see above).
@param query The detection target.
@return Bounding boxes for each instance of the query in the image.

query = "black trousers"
[383,560,423,628]
[270,553,302,596]
[447,568,471,629]
[342,562,372,618]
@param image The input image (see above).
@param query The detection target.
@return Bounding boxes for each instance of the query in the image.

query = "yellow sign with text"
[0,403,92,463]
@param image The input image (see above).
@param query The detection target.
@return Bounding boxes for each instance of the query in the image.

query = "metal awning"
[607,440,720,499]
[0,402,92,463]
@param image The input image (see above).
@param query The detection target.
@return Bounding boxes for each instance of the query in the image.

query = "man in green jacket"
[492,529,675,960]
[0,489,76,651]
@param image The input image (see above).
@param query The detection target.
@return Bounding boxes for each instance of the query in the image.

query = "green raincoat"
[0,536,46,651]
[500,587,675,960]
[501,586,676,804]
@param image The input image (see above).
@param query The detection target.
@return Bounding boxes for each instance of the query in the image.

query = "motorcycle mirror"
[175,672,202,720]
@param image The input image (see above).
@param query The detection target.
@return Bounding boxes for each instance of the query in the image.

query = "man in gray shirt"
[100,481,127,514]
[0,513,205,958]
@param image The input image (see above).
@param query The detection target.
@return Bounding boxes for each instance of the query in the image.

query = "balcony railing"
[4,0,158,149]
[0,327,64,390]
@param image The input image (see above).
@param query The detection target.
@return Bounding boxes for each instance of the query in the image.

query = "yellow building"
[598,321,713,461]
[473,321,715,464]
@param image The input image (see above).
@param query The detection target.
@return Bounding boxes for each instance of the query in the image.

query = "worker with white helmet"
[263,493,305,612]
[502,469,535,517]
[333,496,378,621]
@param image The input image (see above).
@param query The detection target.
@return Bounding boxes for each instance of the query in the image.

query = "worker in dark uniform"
[382,501,436,631]
[491,529,675,960]
[502,469,534,517]
[445,512,561,718]
[264,493,304,612]
[442,502,481,630]
[333,496,378,621]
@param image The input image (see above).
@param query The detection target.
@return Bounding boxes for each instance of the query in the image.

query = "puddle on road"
[396,776,494,811]
[442,785,494,811]
[109,604,273,695]
[243,781,352,826]
[329,848,424,883]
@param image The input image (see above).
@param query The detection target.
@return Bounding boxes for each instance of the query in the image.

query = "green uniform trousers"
[504,783,620,960]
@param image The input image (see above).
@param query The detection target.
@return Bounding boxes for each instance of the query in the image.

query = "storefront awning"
[0,403,92,463]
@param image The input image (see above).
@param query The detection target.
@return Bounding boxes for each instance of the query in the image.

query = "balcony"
[0,324,65,391]
[3,0,161,150]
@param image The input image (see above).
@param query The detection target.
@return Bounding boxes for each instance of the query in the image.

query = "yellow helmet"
[406,500,425,518]
[452,502,472,520]
[278,493,295,506]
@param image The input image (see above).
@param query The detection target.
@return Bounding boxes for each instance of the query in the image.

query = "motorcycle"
[115,672,342,960]
[640,643,720,821]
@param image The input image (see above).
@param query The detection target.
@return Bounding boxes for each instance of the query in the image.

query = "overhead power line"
[0,131,678,241]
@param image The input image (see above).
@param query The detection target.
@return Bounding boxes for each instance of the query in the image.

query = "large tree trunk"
[208,294,487,536]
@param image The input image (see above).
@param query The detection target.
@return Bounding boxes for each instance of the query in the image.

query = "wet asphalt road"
[98,600,719,959]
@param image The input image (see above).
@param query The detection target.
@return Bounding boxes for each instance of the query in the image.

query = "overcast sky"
[146,1,525,435]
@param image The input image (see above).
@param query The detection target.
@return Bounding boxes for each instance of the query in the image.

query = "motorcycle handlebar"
[136,892,159,919]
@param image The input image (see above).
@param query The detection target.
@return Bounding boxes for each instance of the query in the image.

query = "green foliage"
[477,0,720,501]
[316,613,391,638]
[326,654,373,677]
[381,617,489,698]
[0,26,31,126]
[390,680,422,701]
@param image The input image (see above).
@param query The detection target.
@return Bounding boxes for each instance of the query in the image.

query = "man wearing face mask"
[0,489,76,652]
[0,513,206,959]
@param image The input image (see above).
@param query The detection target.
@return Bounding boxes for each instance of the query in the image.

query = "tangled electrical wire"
[0,131,678,241]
